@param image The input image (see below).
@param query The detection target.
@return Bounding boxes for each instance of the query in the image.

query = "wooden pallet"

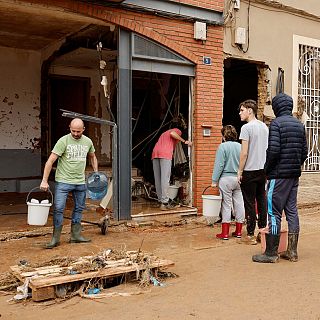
[10,258,174,301]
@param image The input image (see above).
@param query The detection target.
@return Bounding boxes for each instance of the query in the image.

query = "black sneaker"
[160,203,180,211]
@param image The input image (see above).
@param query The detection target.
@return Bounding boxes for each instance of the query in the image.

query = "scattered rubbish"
[87,288,101,295]
[13,278,32,301]
[192,245,216,251]
[0,227,61,242]
[8,249,175,302]
[150,275,165,287]
[55,285,67,298]
[0,272,21,292]
[157,271,179,279]
[80,289,150,299]
[67,270,77,275]
[19,260,28,266]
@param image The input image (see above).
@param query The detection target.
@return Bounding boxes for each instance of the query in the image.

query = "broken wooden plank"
[11,257,156,279]
[32,286,55,302]
[11,265,66,278]
[32,259,173,288]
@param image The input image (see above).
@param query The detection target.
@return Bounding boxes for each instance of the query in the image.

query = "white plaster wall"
[0,46,41,149]
[223,1,320,100]
[49,65,113,160]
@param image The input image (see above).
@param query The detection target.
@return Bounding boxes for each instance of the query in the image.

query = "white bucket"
[27,202,52,225]
[202,194,222,218]
[26,187,53,226]
[167,185,179,200]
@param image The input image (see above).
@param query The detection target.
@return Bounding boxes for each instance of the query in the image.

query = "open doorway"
[128,71,193,215]
[223,58,258,134]
[49,75,90,149]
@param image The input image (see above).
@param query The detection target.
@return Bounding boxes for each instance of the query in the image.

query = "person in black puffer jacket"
[253,93,308,264]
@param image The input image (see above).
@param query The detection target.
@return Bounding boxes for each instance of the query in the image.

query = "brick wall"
[174,0,224,11]
[23,0,224,211]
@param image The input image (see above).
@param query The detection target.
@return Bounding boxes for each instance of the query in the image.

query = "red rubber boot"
[232,222,243,238]
[216,223,230,240]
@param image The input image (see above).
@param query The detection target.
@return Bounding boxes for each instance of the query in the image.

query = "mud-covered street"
[1,173,320,320]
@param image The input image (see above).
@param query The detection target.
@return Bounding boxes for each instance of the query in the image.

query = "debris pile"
[2,249,175,302]
[0,272,20,292]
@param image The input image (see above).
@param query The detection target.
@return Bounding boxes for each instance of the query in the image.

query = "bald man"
[40,118,98,248]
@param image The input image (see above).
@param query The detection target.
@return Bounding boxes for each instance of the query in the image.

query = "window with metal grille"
[298,44,320,171]
[133,34,190,64]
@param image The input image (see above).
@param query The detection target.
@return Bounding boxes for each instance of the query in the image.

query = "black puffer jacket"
[265,93,308,179]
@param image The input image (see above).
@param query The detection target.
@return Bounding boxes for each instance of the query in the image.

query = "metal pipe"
[60,109,119,220]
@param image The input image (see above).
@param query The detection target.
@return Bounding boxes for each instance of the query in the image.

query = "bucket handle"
[26,187,53,204]
[202,185,220,196]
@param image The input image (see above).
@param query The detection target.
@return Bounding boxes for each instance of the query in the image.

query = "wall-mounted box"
[201,124,212,137]
[194,21,207,41]
[235,27,246,45]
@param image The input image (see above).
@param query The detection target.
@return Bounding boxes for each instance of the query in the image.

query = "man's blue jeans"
[53,182,87,227]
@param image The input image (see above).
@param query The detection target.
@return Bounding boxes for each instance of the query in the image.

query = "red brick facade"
[24,0,224,211]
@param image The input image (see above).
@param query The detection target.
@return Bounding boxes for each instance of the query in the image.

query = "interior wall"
[0,44,114,190]
[0,46,41,182]
[49,65,114,164]
[0,46,41,149]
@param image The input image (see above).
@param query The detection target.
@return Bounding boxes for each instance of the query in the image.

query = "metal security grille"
[298,44,320,171]
[131,33,195,76]
[133,34,186,63]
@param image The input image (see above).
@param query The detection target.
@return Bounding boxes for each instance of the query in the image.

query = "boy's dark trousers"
[240,169,267,236]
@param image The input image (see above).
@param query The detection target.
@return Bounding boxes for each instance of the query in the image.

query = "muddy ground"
[1,173,320,320]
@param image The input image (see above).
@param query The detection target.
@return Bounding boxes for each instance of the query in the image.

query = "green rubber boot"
[70,223,91,243]
[45,226,63,249]
[252,233,280,263]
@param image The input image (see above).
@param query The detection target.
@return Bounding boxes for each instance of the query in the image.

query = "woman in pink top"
[152,128,192,210]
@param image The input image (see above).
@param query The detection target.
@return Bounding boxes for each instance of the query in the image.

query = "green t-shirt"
[52,134,95,184]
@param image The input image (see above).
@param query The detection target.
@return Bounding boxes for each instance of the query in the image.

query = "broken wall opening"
[44,24,118,167]
[0,0,118,193]
[223,58,260,134]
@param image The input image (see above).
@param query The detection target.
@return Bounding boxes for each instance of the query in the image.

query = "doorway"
[49,75,90,148]
[223,58,258,134]
[128,71,193,215]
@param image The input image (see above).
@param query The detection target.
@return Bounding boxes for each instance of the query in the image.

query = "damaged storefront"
[0,0,224,228]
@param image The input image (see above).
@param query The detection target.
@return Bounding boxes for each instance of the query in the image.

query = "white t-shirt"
[239,119,268,171]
